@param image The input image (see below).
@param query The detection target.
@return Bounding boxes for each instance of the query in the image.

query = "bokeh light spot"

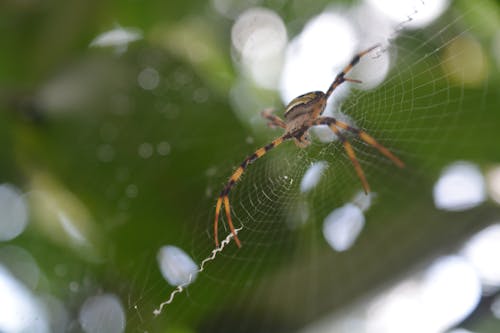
[156,141,171,156]
[97,144,115,163]
[365,0,449,28]
[138,142,154,159]
[300,161,328,193]
[433,161,486,211]
[485,165,500,205]
[212,0,262,19]
[323,203,365,252]
[421,256,481,331]
[69,281,79,293]
[351,190,376,212]
[231,7,287,89]
[157,245,198,286]
[0,265,49,332]
[0,184,28,241]
[461,224,500,290]
[441,35,488,87]
[366,256,480,333]
[90,26,142,49]
[0,245,40,290]
[79,294,125,333]
[137,67,160,90]
[125,184,138,198]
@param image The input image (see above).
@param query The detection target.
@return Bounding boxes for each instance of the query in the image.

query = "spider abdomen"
[284,91,325,120]
[284,91,326,143]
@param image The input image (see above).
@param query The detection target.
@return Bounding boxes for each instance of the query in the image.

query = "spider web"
[127,2,497,332]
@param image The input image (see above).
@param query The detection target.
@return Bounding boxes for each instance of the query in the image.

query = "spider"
[214,44,404,248]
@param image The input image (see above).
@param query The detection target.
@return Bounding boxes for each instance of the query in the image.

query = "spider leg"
[214,134,290,247]
[316,117,404,168]
[329,124,370,193]
[325,44,380,99]
[214,196,223,246]
[343,78,362,84]
[261,108,286,129]
[335,119,404,168]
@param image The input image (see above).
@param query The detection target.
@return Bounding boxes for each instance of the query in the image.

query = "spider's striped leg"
[325,44,381,99]
[327,123,370,193]
[214,134,290,247]
[261,108,286,129]
[329,119,404,168]
[315,116,404,173]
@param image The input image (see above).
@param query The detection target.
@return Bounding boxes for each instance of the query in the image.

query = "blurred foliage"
[0,0,499,332]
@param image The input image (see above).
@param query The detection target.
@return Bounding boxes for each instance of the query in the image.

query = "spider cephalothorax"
[214,44,404,248]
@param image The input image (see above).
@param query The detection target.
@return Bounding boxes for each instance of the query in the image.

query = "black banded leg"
[315,117,404,168]
[214,135,289,247]
[333,119,404,168]
[329,125,370,193]
[325,44,381,99]
[261,108,286,129]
